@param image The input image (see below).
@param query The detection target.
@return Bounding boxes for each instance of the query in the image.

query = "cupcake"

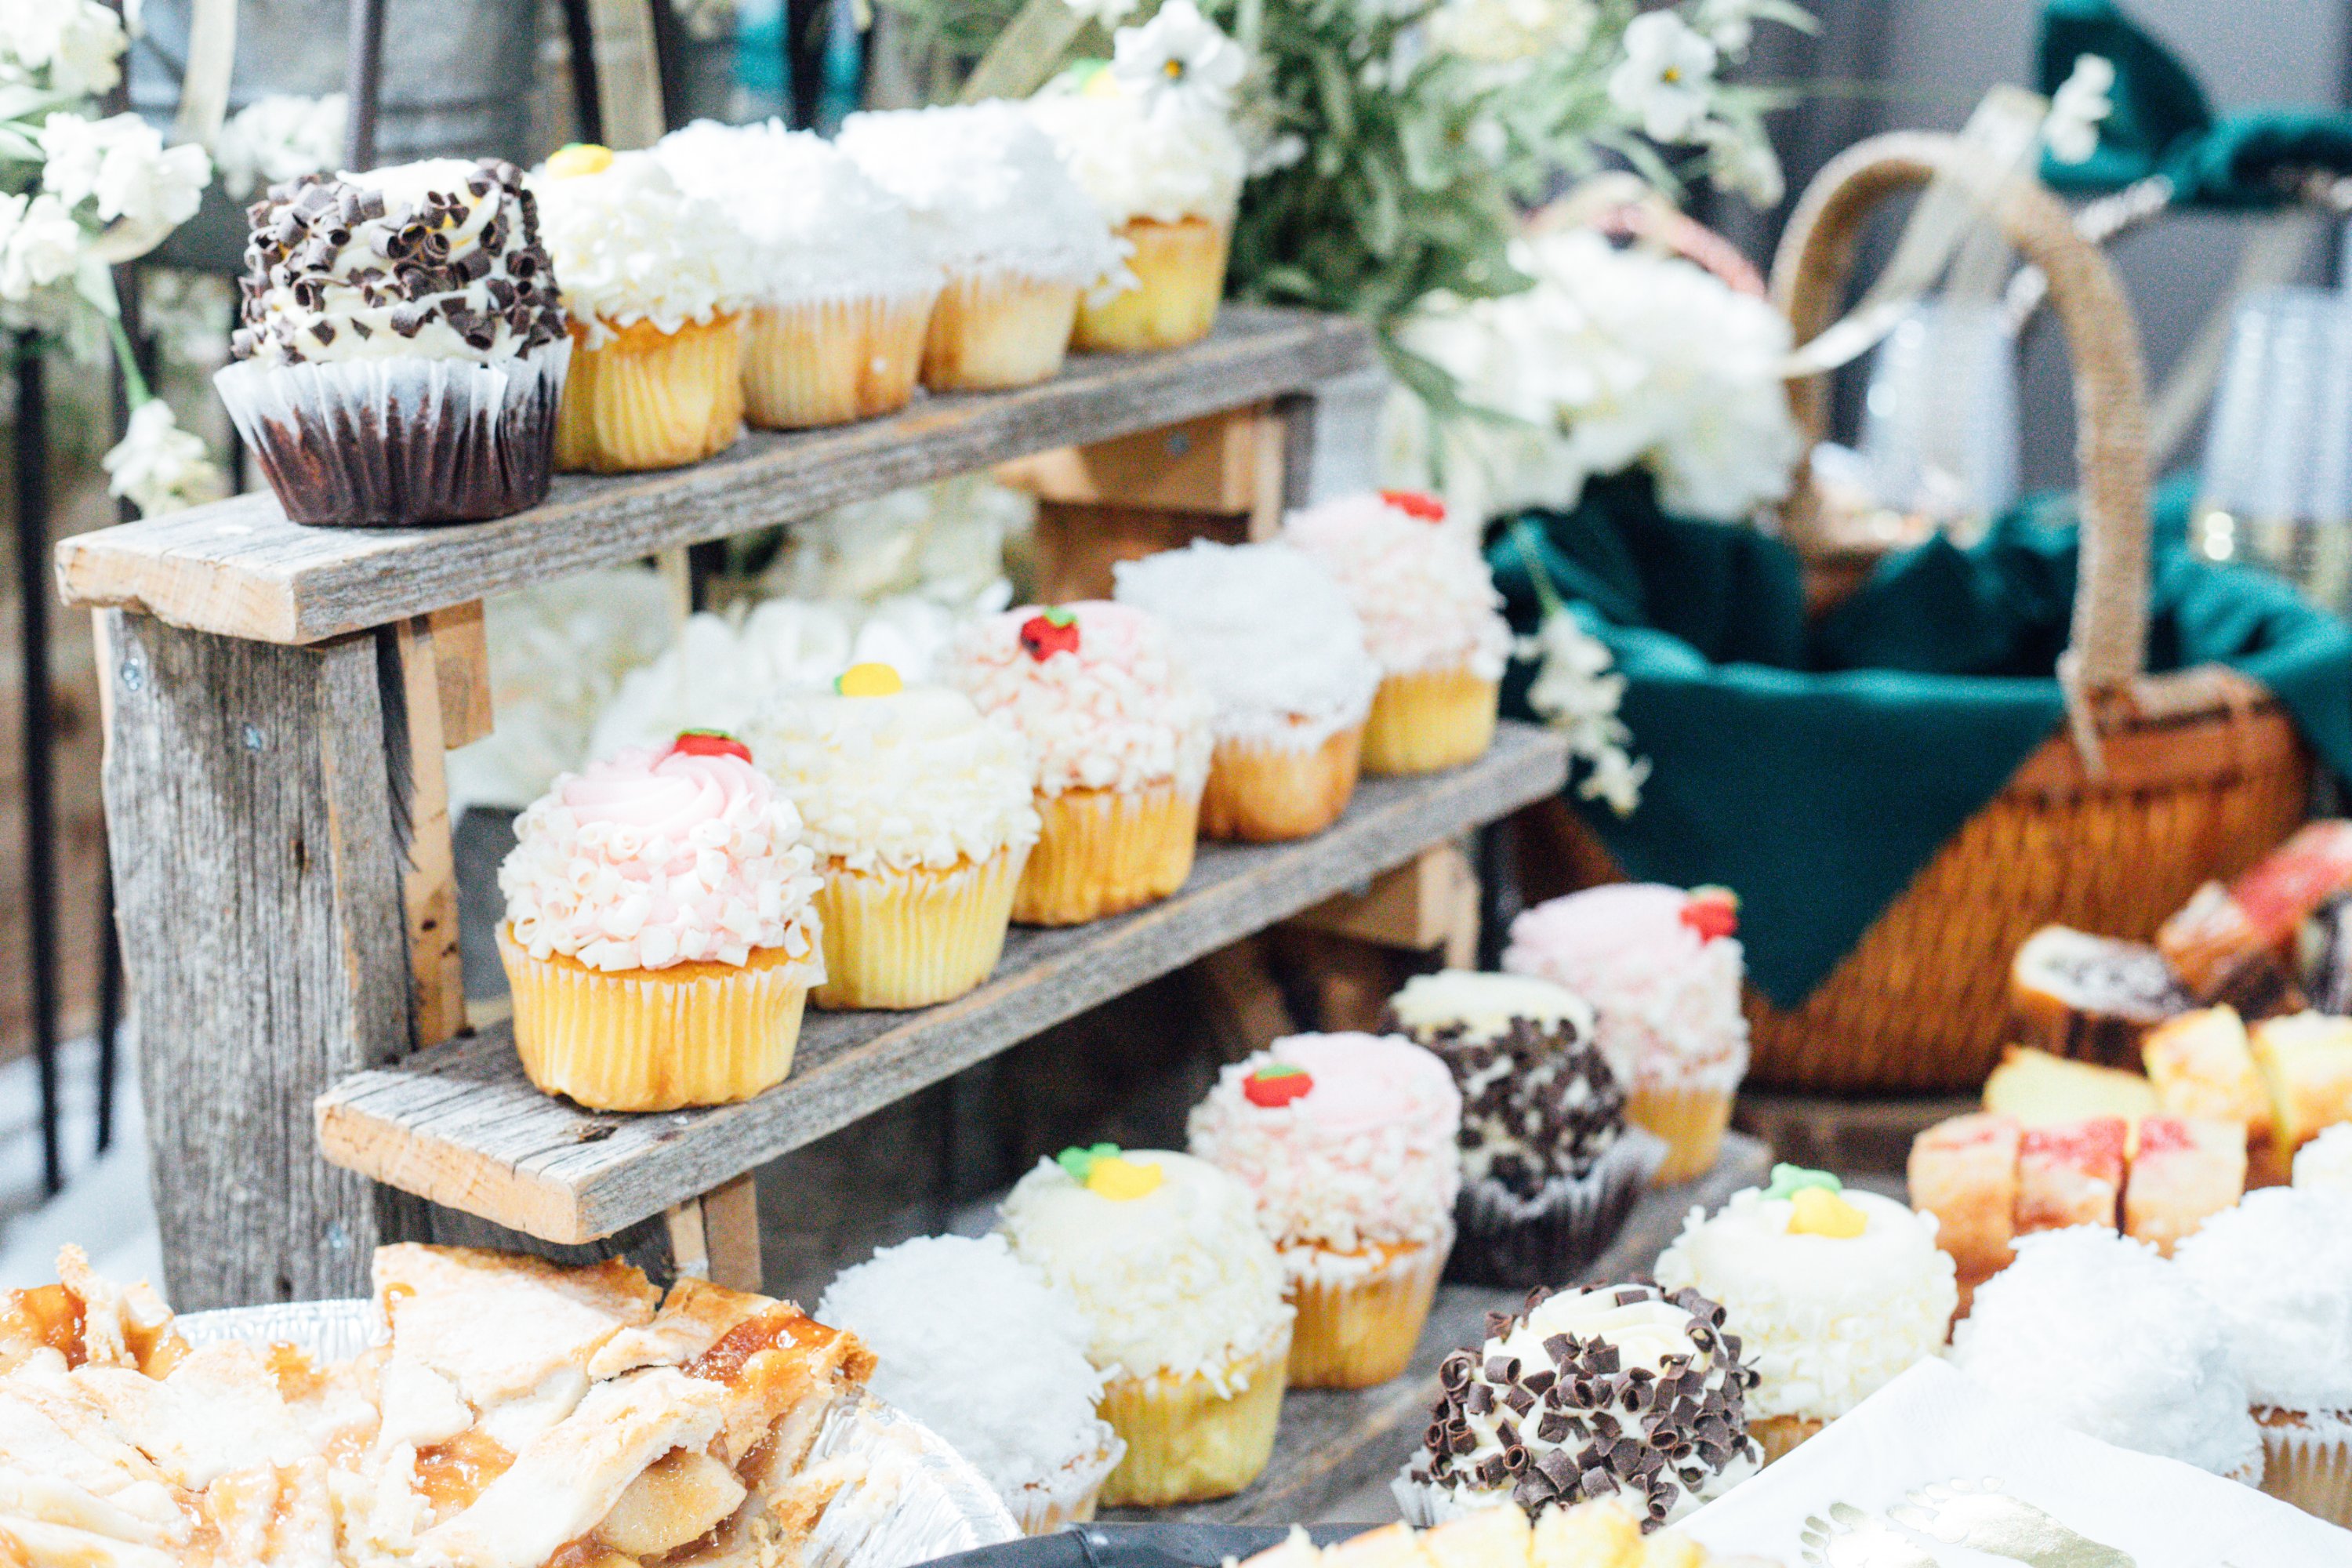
[1112,540,1378,841]
[1395,1280,1762,1530]
[1283,492,1511,775]
[817,1233,1125,1534]
[1504,886,1751,1185]
[2296,1123,2352,1192]
[837,103,1127,392]
[1652,1165,1958,1465]
[1385,970,1661,1287]
[1187,1033,1461,1388]
[1028,5,1247,353]
[1948,1227,2263,1482]
[748,666,1037,1009]
[533,145,757,472]
[1002,1145,1293,1506]
[216,158,569,526]
[2176,1186,2352,1526]
[949,602,1212,925]
[654,121,942,429]
[495,731,826,1109]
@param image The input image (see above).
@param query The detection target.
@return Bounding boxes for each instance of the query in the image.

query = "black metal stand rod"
[557,0,604,145]
[14,339,60,1196]
[343,0,387,169]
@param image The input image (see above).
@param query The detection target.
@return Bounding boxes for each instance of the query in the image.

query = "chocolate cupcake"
[1386,969,1663,1287]
[215,158,571,526]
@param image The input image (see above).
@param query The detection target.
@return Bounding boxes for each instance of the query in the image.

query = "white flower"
[1690,0,1756,56]
[103,399,228,518]
[1606,11,1718,144]
[1065,0,1139,26]
[0,194,82,302]
[1428,0,1595,66]
[0,0,127,96]
[41,112,212,230]
[2044,53,2114,165]
[213,93,347,199]
[1520,609,1647,815]
[1696,116,1783,206]
[1111,0,1246,118]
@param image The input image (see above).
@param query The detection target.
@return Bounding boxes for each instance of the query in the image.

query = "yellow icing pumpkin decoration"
[1788,1185,1867,1239]
[836,662,902,698]
[546,143,614,178]
[1087,1156,1163,1200]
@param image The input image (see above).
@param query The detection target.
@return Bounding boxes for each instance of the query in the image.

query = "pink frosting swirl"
[499,744,826,974]
[1187,1032,1461,1255]
[1283,494,1511,681]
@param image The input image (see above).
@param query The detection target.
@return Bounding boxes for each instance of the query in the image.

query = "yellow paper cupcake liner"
[742,292,935,429]
[813,848,1026,1011]
[496,924,811,1111]
[2260,1410,2352,1528]
[1283,1235,1448,1389]
[922,269,1080,392]
[1015,781,1202,926]
[1075,216,1231,354]
[1200,724,1363,843]
[1097,1334,1290,1507]
[1361,667,1500,775]
[1625,1084,1735,1185]
[555,313,744,473]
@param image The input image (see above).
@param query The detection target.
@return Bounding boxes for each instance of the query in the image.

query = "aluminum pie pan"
[178,1299,1019,1568]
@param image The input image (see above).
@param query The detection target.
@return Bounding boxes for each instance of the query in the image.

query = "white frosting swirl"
[949,602,1214,798]
[746,683,1040,876]
[499,744,825,973]
[1187,1033,1461,1258]
[2174,1185,2352,1415]
[1112,540,1379,749]
[836,103,1127,285]
[1283,494,1512,681]
[1653,1187,1958,1422]
[1026,90,1244,227]
[2295,1123,2352,1195]
[1001,1150,1293,1389]
[652,120,942,307]
[1388,969,1596,1047]
[530,151,759,347]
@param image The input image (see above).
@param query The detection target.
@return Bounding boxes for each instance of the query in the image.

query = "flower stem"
[1510,515,1568,619]
[104,314,153,408]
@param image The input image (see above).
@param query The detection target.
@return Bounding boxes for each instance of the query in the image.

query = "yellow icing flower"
[1087,1155,1164,1200]
[1788,1185,1867,1238]
[836,662,903,697]
[546,143,615,179]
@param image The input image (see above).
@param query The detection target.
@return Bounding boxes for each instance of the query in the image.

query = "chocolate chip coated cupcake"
[216,158,570,525]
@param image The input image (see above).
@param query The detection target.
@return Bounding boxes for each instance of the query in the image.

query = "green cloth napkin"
[1489,472,2352,1008]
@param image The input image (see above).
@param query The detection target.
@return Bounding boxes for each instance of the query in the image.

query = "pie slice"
[375,1245,662,1410]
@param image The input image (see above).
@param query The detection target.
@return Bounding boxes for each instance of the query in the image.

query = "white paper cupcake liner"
[215,343,569,527]
[1392,1472,1517,1528]
[1004,1439,1126,1535]
[1445,1127,1668,1289]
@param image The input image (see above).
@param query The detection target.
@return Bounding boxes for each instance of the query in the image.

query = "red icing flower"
[1243,1063,1314,1107]
[1380,489,1446,523]
[670,729,752,764]
[1680,885,1739,942]
[1019,607,1080,661]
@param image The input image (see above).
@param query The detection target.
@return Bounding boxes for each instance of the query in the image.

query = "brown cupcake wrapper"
[215,344,568,527]
[1444,1128,1666,1288]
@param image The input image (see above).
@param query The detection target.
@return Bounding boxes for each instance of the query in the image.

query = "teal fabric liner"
[1488,472,2352,1009]
[2038,0,2352,206]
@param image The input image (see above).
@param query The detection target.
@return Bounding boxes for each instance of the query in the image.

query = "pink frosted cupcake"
[1188,1033,1461,1388]
[496,731,826,1109]
[1504,884,1749,1184]
[949,602,1212,926]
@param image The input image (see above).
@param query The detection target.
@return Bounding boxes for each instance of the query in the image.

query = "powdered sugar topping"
[1026,90,1243,228]
[2174,1185,2352,1415]
[1283,493,1511,681]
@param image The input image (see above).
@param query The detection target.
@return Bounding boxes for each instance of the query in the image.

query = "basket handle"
[1769,130,2153,696]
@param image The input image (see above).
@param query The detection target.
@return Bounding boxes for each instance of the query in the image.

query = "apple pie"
[0,1243,874,1568]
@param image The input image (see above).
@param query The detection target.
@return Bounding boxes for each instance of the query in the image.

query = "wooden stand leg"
[665,1174,761,1292]
[99,611,413,1306]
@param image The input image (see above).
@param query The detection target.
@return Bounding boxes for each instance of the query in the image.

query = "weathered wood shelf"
[56,307,1372,646]
[317,723,1570,1247]
[1123,1133,1775,1526]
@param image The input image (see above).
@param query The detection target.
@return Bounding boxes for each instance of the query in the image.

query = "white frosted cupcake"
[1188,1033,1461,1388]
[949,602,1212,925]
[1003,1146,1293,1506]
[2176,1186,2352,1526]
[1504,885,1751,1185]
[655,121,942,430]
[748,665,1039,1010]
[818,1233,1124,1534]
[216,158,570,524]
[1283,491,1512,774]
[1950,1227,2263,1483]
[533,144,758,472]
[837,103,1126,391]
[1028,8,1246,353]
[1653,1165,1958,1465]
[1112,540,1377,841]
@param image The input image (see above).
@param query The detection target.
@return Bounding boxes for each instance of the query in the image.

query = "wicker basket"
[1553,132,2313,1095]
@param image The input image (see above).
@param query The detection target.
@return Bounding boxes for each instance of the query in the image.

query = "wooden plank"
[665,1201,710,1281]
[427,601,492,748]
[1029,505,1247,604]
[702,1174,762,1292]
[1734,1090,1976,1178]
[391,617,466,1051]
[315,724,1569,1244]
[55,310,1373,647]
[1117,1133,1776,1526]
[1290,844,1476,953]
[995,405,1271,514]
[99,612,413,1308]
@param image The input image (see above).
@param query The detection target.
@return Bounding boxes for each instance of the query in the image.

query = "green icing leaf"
[1763,1163,1843,1201]
[1055,1142,1120,1182]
